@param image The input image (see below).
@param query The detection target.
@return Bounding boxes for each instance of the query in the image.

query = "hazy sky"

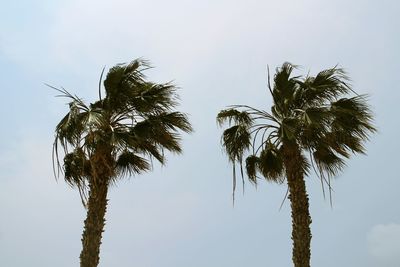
[1,0,399,266]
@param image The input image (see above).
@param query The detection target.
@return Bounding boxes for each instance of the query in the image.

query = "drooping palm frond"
[258,144,285,182]
[115,151,151,178]
[52,89,92,184]
[63,148,91,187]
[245,155,260,184]
[330,95,376,138]
[312,144,345,177]
[221,125,251,163]
[217,108,253,127]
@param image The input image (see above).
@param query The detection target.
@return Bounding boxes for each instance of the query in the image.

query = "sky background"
[1,0,399,266]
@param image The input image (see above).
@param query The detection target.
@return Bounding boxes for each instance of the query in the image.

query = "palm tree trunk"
[80,181,109,267]
[283,143,312,267]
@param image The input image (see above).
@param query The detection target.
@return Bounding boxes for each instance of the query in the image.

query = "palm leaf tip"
[258,145,285,182]
[222,125,251,162]
[245,155,259,184]
[116,151,151,177]
[331,95,376,139]
[63,149,90,187]
[162,112,193,133]
[217,109,252,127]
[313,146,345,177]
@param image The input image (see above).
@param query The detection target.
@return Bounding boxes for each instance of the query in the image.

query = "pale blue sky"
[1,0,399,266]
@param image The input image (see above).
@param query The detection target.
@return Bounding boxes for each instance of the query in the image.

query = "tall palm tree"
[216,63,375,267]
[52,59,192,267]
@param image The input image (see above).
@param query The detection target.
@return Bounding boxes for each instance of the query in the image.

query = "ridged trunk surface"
[80,147,112,267]
[283,143,312,267]
[80,181,109,267]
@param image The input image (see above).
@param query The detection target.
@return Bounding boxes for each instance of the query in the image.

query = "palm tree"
[52,59,192,267]
[216,63,375,267]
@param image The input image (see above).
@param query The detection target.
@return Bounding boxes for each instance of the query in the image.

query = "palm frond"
[258,144,285,182]
[149,111,193,133]
[330,95,376,139]
[115,151,151,178]
[272,62,301,112]
[217,108,253,127]
[297,67,351,108]
[103,65,125,97]
[323,131,366,157]
[313,145,345,177]
[221,125,251,162]
[63,148,91,187]
[245,155,260,184]
[130,82,179,113]
[228,105,278,123]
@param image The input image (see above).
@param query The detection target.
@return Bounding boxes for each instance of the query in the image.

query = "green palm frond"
[104,59,150,110]
[323,131,366,158]
[115,151,151,178]
[63,148,91,187]
[313,145,345,177]
[273,62,297,96]
[301,107,331,126]
[298,107,331,148]
[104,65,125,95]
[245,155,260,184]
[148,112,193,132]
[229,105,278,123]
[129,83,179,113]
[129,112,192,153]
[134,123,182,153]
[298,67,351,107]
[134,141,165,164]
[103,59,180,115]
[221,125,251,162]
[104,59,148,95]
[258,145,285,182]
[107,127,166,164]
[217,109,252,127]
[272,63,300,115]
[124,59,151,77]
[330,95,376,137]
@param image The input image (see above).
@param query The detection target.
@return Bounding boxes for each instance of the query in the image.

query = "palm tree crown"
[217,63,375,197]
[53,59,193,202]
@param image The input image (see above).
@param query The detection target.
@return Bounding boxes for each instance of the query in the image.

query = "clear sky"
[1,0,399,266]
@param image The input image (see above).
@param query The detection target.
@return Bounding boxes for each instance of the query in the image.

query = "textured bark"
[80,181,109,267]
[80,147,113,267]
[283,143,312,267]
